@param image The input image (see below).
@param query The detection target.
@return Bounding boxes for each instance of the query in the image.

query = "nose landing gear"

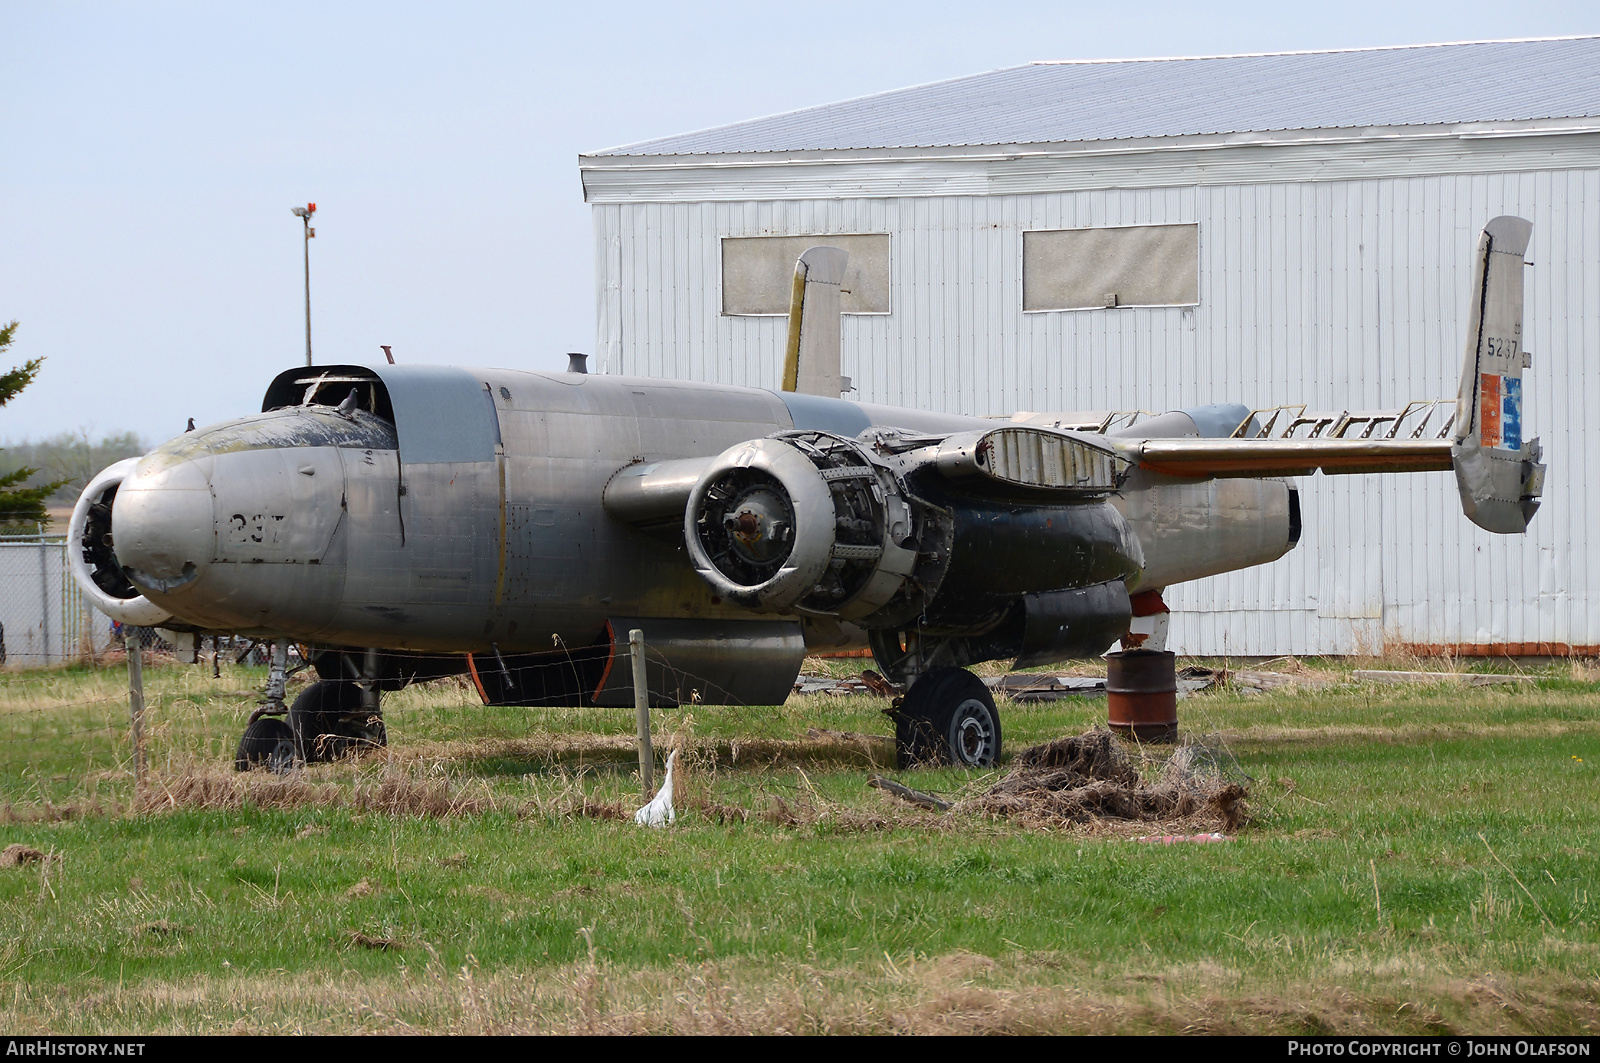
[236,638,296,772]
[234,716,298,773]
[234,643,387,771]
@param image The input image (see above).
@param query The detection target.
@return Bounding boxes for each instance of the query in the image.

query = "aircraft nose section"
[112,451,215,596]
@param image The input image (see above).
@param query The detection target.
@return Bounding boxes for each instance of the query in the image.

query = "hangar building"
[579,38,1600,656]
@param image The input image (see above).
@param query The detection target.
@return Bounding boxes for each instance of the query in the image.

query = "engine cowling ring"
[67,458,174,628]
[685,438,839,612]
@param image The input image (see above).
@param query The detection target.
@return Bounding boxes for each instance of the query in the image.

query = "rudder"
[1451,215,1546,534]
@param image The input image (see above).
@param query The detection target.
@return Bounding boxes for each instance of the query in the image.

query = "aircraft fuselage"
[94,365,1295,671]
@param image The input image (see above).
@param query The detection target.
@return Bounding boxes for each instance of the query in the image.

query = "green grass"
[0,657,1596,1033]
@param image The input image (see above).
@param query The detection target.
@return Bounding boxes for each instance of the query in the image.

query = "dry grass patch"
[0,842,46,866]
[398,727,894,774]
[131,759,498,818]
[119,722,1258,838]
[3,951,1596,1035]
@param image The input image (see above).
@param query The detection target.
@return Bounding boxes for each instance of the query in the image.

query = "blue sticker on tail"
[1502,377,1522,451]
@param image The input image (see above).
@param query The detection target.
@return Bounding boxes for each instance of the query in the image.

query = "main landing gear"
[235,643,387,771]
[892,667,1003,770]
[288,679,387,762]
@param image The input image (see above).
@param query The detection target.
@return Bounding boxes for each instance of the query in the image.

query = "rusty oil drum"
[1105,650,1178,742]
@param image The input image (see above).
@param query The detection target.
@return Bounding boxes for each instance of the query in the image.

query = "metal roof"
[593,38,1600,157]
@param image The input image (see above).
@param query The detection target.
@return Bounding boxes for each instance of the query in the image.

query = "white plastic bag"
[633,749,677,827]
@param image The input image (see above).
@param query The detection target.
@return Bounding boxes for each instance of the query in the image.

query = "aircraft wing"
[863,420,1453,491]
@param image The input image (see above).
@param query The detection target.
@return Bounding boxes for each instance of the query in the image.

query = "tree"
[2,428,147,501]
[0,321,67,531]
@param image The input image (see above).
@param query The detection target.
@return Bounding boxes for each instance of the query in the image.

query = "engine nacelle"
[67,458,175,628]
[685,432,922,619]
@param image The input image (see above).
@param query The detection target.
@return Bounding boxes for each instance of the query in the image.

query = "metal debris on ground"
[795,667,1295,700]
[793,673,883,696]
[794,670,1112,700]
[1352,669,1534,686]
[990,670,1217,701]
[1176,665,1334,695]
[985,674,1108,702]
[799,661,1527,701]
[804,726,883,744]
[867,774,952,811]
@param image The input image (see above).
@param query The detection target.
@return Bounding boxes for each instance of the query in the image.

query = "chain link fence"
[0,533,116,667]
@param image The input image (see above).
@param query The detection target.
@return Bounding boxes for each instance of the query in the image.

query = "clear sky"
[3,1,1597,445]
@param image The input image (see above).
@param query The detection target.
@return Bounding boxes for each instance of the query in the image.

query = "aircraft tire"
[289,681,385,762]
[894,667,1002,770]
[235,716,299,773]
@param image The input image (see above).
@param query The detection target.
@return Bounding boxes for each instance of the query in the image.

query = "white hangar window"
[1023,223,1199,311]
[721,234,891,316]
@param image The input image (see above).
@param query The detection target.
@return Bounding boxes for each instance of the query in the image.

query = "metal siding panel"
[593,205,621,376]
[644,205,663,377]
[596,167,1600,653]
[633,204,652,377]
[1571,170,1597,644]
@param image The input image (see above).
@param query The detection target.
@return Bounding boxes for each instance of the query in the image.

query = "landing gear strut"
[892,667,1003,770]
[234,645,387,770]
[236,638,294,772]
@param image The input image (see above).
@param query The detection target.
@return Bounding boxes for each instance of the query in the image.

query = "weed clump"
[971,729,1248,833]
[0,843,45,867]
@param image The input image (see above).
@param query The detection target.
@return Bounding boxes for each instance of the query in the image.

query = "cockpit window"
[262,366,394,423]
[264,364,500,465]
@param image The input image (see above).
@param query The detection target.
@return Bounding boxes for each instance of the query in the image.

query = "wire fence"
[0,532,204,675]
[0,534,111,666]
[0,639,752,744]
[0,652,389,787]
[0,618,869,822]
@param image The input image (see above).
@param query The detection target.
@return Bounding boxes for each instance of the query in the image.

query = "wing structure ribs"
[1111,398,1458,479]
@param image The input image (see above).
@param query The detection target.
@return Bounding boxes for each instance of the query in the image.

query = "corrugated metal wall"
[593,168,1600,655]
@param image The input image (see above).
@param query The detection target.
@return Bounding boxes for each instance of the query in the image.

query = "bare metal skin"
[69,219,1542,731]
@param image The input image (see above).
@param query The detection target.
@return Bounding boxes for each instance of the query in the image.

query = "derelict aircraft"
[68,216,1544,771]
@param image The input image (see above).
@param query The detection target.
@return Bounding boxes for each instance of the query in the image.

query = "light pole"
[290,202,317,365]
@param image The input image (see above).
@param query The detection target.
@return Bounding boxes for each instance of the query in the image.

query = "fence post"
[127,639,146,787]
[629,628,654,798]
[37,531,51,663]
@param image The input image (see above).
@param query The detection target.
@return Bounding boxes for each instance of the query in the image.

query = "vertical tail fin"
[780,246,849,398]
[1451,216,1545,534]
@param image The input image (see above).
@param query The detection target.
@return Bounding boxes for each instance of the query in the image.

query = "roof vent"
[566,352,588,374]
